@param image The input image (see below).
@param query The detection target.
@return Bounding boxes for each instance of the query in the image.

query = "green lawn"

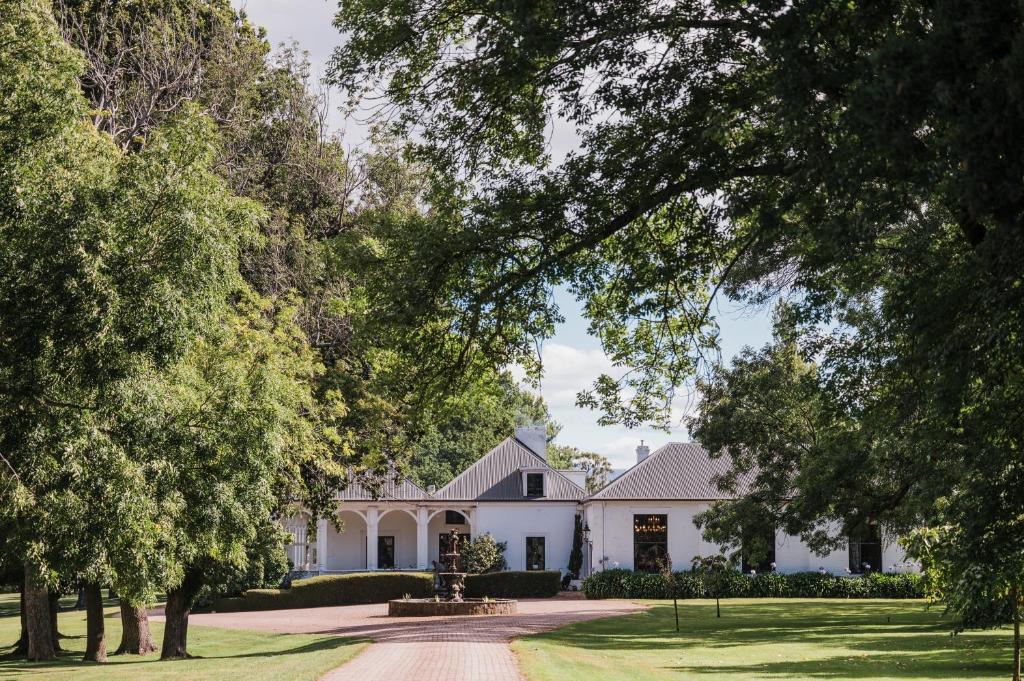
[513,599,1014,681]
[0,592,367,680]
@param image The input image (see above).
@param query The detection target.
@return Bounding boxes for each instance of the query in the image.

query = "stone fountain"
[388,528,518,616]
[438,528,467,602]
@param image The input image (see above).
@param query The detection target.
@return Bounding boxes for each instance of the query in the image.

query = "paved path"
[184,596,642,681]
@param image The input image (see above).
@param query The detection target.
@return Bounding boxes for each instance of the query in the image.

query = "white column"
[366,507,379,570]
[416,506,429,570]
[465,507,476,535]
[316,517,328,573]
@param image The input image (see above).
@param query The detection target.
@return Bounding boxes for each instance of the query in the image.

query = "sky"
[233,0,775,470]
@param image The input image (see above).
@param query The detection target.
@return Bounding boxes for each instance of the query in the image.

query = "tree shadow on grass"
[0,634,364,674]
[526,601,1012,678]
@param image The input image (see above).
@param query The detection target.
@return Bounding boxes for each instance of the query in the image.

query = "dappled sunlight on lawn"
[513,599,1011,681]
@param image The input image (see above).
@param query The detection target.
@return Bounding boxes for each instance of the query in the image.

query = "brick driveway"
[185,596,642,681]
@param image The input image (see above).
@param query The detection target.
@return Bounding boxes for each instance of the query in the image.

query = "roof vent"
[515,425,547,461]
[636,441,651,463]
[427,484,436,495]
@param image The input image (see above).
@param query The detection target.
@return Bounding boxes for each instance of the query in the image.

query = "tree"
[548,445,612,493]
[460,534,508,574]
[566,514,583,582]
[691,554,732,619]
[0,1,274,661]
[329,0,1024,425]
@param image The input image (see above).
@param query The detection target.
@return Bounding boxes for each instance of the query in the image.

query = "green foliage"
[200,572,434,612]
[460,534,508,575]
[566,515,583,580]
[464,571,561,598]
[547,446,612,493]
[582,569,925,600]
[194,522,291,607]
[406,372,550,489]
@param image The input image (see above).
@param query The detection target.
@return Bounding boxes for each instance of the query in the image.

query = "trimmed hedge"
[200,571,433,612]
[583,569,924,600]
[464,570,561,598]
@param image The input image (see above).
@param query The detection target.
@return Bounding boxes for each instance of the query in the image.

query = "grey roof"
[336,473,429,501]
[589,442,751,501]
[434,437,586,501]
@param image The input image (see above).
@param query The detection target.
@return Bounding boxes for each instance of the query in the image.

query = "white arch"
[427,508,472,524]
[378,507,418,523]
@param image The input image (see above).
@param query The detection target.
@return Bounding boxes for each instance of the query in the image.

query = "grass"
[0,592,367,680]
[512,599,1015,681]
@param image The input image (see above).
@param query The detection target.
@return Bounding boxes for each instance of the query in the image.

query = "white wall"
[475,502,578,573]
[586,501,725,571]
[324,510,367,571]
[377,509,418,569]
[585,501,914,575]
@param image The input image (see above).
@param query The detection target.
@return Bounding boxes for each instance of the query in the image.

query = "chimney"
[515,425,548,461]
[636,440,651,464]
[427,484,436,495]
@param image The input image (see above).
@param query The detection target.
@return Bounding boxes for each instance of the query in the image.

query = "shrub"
[199,571,433,612]
[583,569,924,600]
[461,534,508,574]
[464,570,561,598]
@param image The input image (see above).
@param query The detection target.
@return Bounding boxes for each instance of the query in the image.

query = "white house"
[283,427,913,576]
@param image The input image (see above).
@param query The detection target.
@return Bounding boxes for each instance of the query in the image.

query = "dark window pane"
[445,510,466,525]
[633,514,668,573]
[526,536,545,570]
[378,536,395,569]
[526,473,544,496]
[849,524,882,573]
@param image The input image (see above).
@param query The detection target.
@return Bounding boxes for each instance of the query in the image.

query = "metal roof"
[434,437,586,501]
[335,473,429,501]
[588,442,751,501]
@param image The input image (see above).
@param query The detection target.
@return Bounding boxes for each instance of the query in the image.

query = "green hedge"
[582,569,924,600]
[199,572,433,612]
[464,570,561,598]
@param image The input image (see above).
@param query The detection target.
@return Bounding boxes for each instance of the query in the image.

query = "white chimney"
[636,440,651,464]
[515,425,548,461]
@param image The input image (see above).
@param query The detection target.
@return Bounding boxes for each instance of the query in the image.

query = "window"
[526,472,544,497]
[633,514,668,573]
[445,510,466,525]
[526,536,546,570]
[741,528,777,573]
[377,536,395,569]
[849,524,882,573]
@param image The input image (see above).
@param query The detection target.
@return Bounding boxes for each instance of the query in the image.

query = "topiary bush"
[583,569,924,600]
[199,571,433,612]
[464,570,561,598]
[461,534,508,574]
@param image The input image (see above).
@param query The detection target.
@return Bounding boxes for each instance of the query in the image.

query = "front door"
[378,536,395,569]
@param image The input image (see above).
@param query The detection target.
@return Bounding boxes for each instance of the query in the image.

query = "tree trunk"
[160,567,203,660]
[82,583,106,663]
[23,573,55,661]
[74,587,87,610]
[47,590,63,650]
[673,595,679,632]
[115,601,156,655]
[716,596,721,618]
[1013,584,1021,681]
[14,586,28,655]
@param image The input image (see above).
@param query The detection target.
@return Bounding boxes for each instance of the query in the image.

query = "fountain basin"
[388,598,518,617]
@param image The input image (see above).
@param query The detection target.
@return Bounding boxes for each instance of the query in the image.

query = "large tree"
[330,3,1024,674]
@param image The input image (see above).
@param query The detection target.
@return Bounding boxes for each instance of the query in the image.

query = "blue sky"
[233,0,776,469]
